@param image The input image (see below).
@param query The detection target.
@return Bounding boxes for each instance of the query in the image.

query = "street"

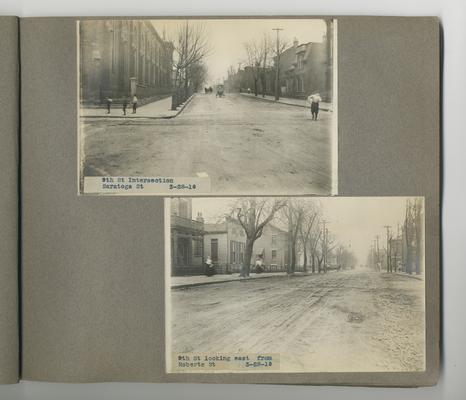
[170,270,425,372]
[81,93,334,195]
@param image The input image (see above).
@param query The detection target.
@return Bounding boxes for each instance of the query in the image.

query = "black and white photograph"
[166,197,425,373]
[78,18,337,195]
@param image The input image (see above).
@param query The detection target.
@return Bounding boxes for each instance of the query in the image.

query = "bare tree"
[280,200,305,274]
[234,198,287,277]
[298,203,319,272]
[272,30,288,100]
[243,40,263,96]
[189,62,208,92]
[404,198,423,275]
[260,34,273,97]
[309,227,322,273]
[172,21,211,92]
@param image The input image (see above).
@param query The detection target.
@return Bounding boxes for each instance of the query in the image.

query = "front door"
[210,239,218,262]
[177,237,190,266]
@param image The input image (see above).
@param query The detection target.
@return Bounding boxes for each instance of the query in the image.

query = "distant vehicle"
[216,84,225,97]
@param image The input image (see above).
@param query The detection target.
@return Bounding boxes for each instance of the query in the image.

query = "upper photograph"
[78,18,338,195]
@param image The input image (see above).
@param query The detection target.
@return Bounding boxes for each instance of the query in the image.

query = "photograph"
[166,196,425,373]
[78,18,337,195]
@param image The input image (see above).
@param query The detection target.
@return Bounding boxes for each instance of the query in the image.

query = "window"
[230,241,236,264]
[193,238,203,257]
[239,243,244,263]
[230,241,245,264]
[272,250,277,261]
[297,54,304,69]
[271,235,277,247]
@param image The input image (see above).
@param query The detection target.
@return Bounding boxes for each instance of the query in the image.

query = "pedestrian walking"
[132,95,138,114]
[105,97,113,114]
[122,97,128,115]
[307,93,322,120]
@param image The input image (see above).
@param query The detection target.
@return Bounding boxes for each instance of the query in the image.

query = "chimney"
[293,38,299,47]
[196,212,204,224]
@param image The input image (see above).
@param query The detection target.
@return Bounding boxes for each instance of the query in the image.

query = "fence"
[171,87,194,110]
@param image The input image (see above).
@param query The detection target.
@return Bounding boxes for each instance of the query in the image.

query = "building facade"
[204,217,246,274]
[279,36,330,101]
[170,198,204,276]
[204,218,289,273]
[252,224,288,271]
[227,20,334,102]
[80,20,173,104]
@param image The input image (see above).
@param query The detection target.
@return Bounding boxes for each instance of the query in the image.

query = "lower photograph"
[165,196,425,373]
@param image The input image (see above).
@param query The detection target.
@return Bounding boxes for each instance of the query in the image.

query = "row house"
[204,217,289,274]
[228,20,333,102]
[170,198,204,276]
[80,20,174,104]
[279,36,330,101]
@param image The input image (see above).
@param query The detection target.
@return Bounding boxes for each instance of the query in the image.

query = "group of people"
[204,255,265,277]
[105,95,138,115]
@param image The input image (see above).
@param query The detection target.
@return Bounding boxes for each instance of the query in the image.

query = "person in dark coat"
[132,95,138,114]
[122,97,128,115]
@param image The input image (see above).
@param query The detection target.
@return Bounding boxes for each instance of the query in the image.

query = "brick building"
[227,20,334,102]
[80,20,174,104]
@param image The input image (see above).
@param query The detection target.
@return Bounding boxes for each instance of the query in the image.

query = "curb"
[394,272,424,281]
[80,94,196,120]
[240,93,332,112]
[173,93,195,117]
[171,273,288,290]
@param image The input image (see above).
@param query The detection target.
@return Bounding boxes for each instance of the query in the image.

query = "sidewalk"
[80,95,193,119]
[171,272,287,289]
[240,92,333,112]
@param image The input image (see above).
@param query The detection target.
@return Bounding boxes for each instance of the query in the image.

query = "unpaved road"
[170,270,425,372]
[81,93,333,195]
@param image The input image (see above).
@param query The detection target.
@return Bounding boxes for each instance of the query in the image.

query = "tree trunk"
[303,248,307,272]
[318,257,323,273]
[241,238,254,277]
[254,78,258,96]
[311,254,316,273]
[261,74,266,97]
[289,245,296,274]
[405,224,412,275]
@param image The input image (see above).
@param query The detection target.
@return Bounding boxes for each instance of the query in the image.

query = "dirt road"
[81,93,334,195]
[170,270,425,372]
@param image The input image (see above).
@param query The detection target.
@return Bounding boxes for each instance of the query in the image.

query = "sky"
[190,197,420,266]
[151,18,328,84]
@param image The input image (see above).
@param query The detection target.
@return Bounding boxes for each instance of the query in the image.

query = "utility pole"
[384,225,391,273]
[375,235,380,271]
[237,62,242,92]
[272,28,283,101]
[371,240,377,270]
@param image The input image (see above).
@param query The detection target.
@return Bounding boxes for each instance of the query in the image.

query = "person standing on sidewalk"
[308,93,322,120]
[122,97,128,115]
[205,256,215,277]
[105,97,113,114]
[132,95,138,114]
